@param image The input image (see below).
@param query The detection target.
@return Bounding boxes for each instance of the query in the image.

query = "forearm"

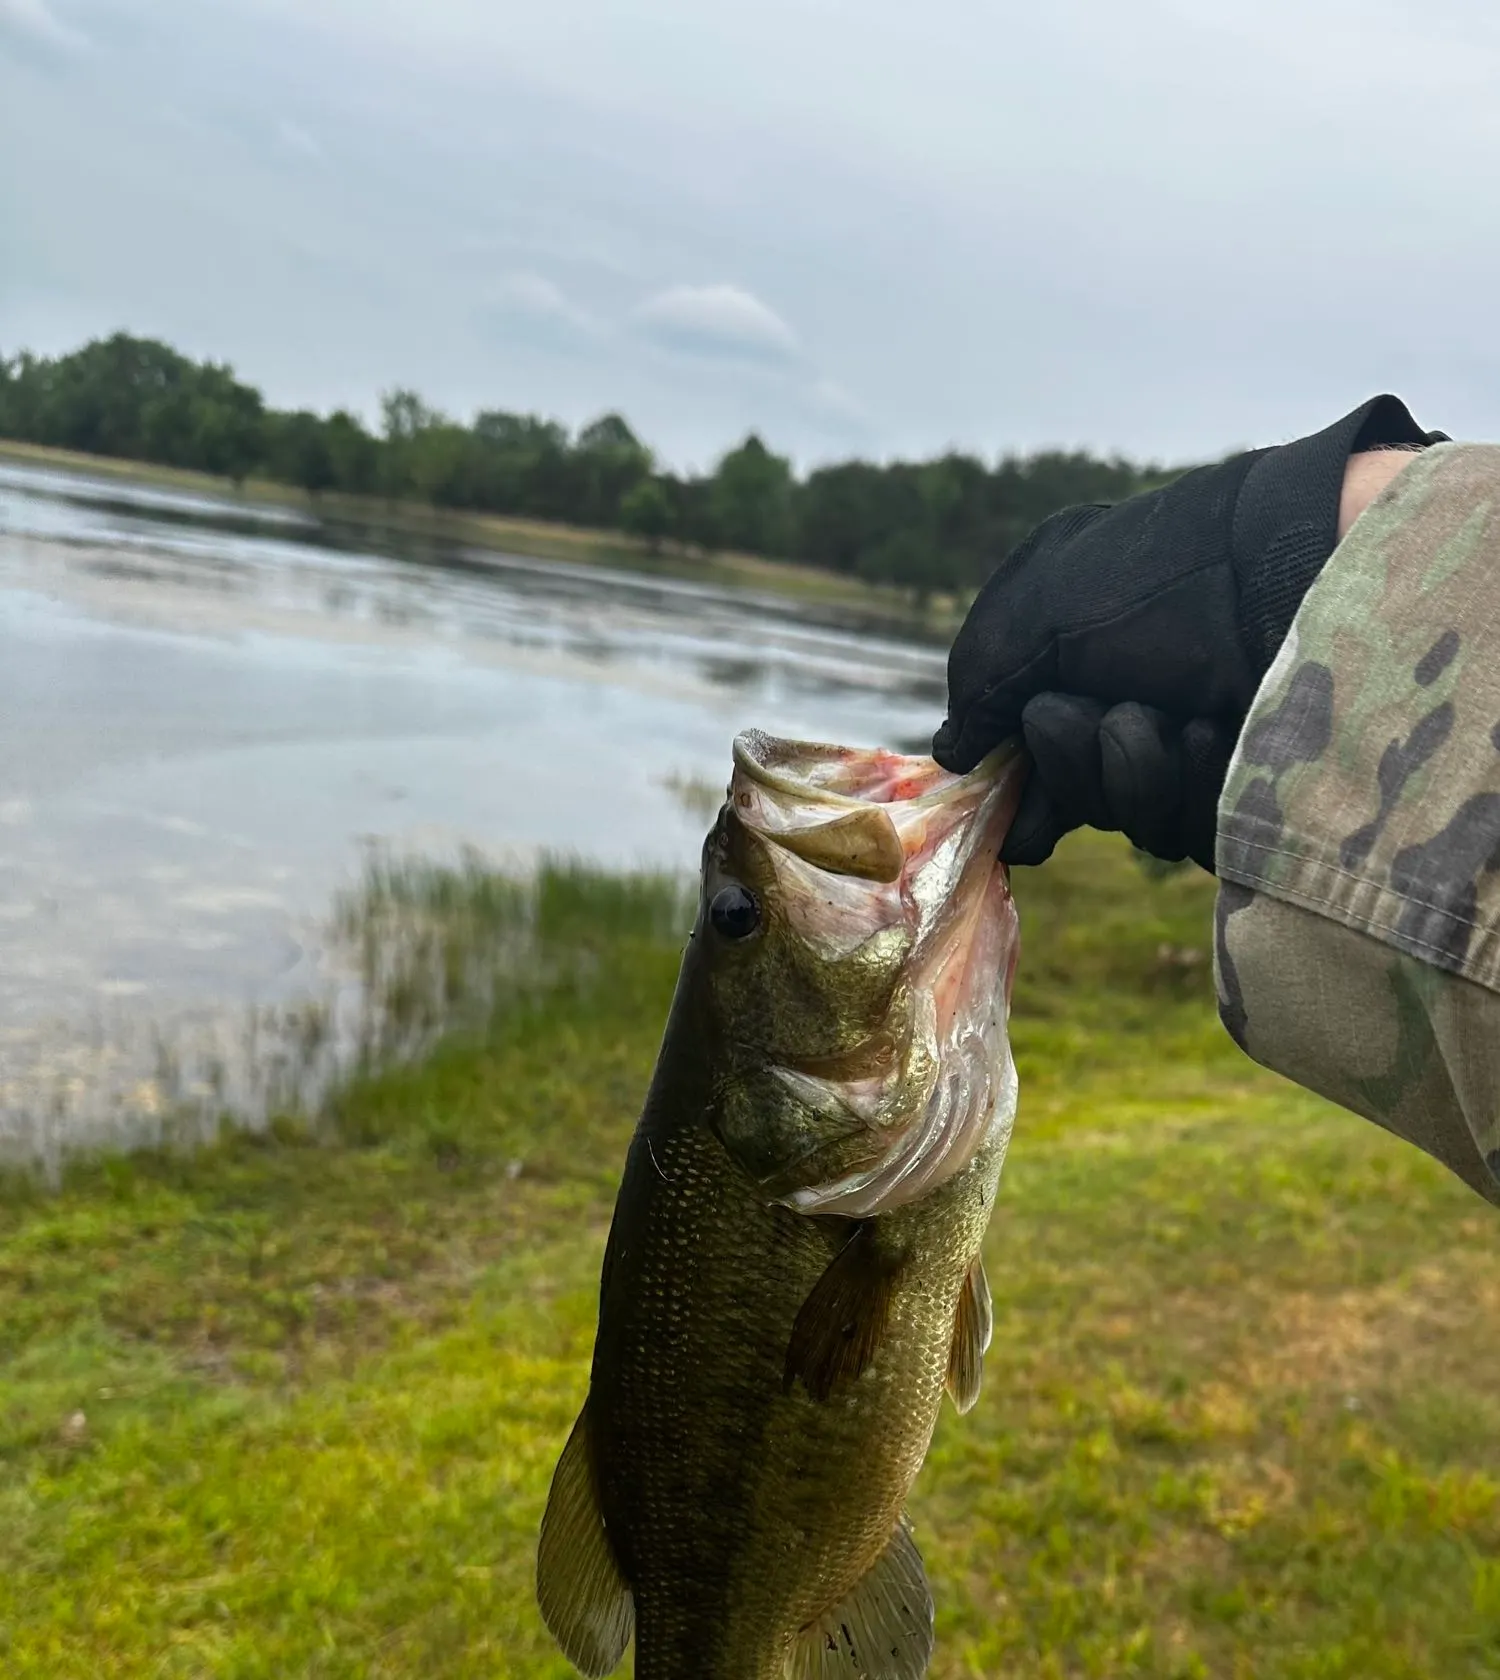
[1215,441,1500,1203]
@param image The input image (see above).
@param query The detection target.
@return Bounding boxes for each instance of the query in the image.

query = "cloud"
[10,0,1500,468]
[473,271,602,357]
[0,0,88,62]
[495,271,597,332]
[633,283,800,367]
[804,377,869,429]
[451,231,644,285]
[272,118,325,165]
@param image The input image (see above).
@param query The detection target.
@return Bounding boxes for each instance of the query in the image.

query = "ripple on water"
[0,457,946,1157]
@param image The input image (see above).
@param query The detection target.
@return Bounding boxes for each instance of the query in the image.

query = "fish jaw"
[726,731,1024,1219]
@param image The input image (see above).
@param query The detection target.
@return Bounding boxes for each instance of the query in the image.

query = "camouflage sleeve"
[1215,441,1500,1206]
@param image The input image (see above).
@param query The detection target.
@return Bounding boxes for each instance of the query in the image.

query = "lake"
[0,459,949,1159]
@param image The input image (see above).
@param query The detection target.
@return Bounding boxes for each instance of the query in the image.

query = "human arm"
[934,406,1500,1205]
[1216,441,1500,1206]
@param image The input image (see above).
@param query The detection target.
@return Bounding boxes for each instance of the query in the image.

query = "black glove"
[933,395,1446,871]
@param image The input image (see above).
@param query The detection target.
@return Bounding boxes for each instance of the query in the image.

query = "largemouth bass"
[537,730,1025,1679]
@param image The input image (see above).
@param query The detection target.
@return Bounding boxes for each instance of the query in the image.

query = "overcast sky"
[2,0,1497,472]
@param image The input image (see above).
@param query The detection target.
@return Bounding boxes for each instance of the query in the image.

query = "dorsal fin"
[945,1254,993,1415]
[788,1516,934,1678]
[535,1402,634,1676]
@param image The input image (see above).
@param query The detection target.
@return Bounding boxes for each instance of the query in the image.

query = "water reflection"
[0,457,951,1160]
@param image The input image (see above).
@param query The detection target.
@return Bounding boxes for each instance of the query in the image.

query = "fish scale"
[537,732,1024,1678]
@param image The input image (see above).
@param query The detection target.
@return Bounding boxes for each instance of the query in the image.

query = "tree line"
[0,332,1192,595]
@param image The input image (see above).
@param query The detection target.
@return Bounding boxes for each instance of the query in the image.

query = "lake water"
[0,459,948,1158]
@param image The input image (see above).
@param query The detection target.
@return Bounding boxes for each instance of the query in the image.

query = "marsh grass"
[2,834,1498,1677]
[0,849,694,1181]
[331,847,691,1067]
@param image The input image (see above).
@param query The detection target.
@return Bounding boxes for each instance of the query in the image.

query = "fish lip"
[730,730,868,807]
[730,729,1022,817]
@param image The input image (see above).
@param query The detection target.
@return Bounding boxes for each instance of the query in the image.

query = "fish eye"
[708,883,761,940]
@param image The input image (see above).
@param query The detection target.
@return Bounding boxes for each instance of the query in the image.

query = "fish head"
[692,728,1025,1218]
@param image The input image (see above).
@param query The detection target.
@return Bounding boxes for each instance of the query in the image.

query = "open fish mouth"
[728,729,1024,1217]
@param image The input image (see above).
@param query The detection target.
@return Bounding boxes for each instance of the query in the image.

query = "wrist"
[1337,446,1425,543]
[1232,396,1439,679]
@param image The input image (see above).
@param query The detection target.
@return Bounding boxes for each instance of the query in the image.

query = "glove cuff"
[1231,395,1446,675]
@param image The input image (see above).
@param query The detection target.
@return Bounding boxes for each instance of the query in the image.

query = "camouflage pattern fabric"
[1216,442,1500,1202]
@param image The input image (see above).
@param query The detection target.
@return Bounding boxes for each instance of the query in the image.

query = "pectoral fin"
[788,1515,934,1679]
[944,1254,993,1415]
[535,1402,634,1677]
[784,1220,906,1403]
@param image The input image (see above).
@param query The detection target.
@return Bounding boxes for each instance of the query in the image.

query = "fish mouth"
[730,729,1017,895]
[731,731,965,812]
[729,730,1025,1217]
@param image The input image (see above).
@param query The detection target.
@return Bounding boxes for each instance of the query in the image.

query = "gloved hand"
[933,395,1445,871]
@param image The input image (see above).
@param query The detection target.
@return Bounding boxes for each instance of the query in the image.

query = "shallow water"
[0,460,948,1156]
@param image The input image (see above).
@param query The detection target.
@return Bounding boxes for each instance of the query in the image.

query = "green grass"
[3,836,1499,1677]
[0,439,967,637]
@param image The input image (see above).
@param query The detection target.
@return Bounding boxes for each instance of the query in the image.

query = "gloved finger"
[1179,716,1237,873]
[1000,772,1072,867]
[935,504,1111,772]
[1099,702,1184,862]
[1019,692,1113,833]
[999,692,1114,865]
[933,684,1024,775]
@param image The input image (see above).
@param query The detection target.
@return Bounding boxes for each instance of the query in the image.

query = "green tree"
[0,330,1198,599]
[711,434,794,557]
[377,388,441,500]
[409,422,480,508]
[323,411,379,495]
[575,412,652,525]
[188,365,264,484]
[620,478,673,552]
[379,389,438,442]
[267,411,335,496]
[795,461,884,574]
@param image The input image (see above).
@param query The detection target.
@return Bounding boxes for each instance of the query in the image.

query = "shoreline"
[0,437,972,642]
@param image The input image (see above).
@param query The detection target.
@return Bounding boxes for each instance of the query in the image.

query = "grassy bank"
[0,439,969,637]
[2,837,1498,1677]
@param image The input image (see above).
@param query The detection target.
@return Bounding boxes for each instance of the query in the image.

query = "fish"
[536,728,1025,1680]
